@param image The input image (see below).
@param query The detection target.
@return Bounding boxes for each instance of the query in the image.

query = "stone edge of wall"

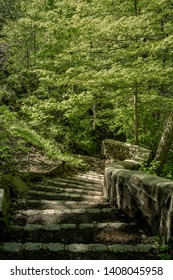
[103,140,173,246]
[102,139,151,162]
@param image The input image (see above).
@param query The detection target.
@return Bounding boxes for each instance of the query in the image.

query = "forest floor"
[14,148,59,173]
[14,148,107,175]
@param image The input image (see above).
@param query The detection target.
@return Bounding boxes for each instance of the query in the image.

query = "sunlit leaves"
[1,0,173,157]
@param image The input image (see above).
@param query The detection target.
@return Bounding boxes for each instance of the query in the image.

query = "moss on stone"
[0,175,28,224]
[2,187,11,224]
[2,174,28,198]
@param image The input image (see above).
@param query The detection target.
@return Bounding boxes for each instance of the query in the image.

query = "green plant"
[154,236,172,260]
[140,160,173,180]
[140,160,161,176]
[161,163,173,180]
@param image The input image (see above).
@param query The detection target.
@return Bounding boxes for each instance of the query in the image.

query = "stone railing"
[102,139,173,247]
[102,139,150,163]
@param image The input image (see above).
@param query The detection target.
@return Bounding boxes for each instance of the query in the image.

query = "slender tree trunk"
[25,41,30,68]
[92,104,96,131]
[134,0,138,16]
[133,1,139,144]
[160,17,167,96]
[154,110,173,175]
[134,82,139,145]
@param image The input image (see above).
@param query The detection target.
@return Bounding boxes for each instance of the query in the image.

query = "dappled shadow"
[1,170,156,260]
[10,195,153,246]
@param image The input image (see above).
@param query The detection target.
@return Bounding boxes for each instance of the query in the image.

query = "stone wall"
[103,140,173,246]
[102,139,151,163]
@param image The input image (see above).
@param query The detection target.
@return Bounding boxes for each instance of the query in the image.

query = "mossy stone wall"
[103,140,173,246]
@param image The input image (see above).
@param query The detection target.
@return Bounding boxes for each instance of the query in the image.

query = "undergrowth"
[0,105,85,173]
[154,236,172,260]
[140,160,173,180]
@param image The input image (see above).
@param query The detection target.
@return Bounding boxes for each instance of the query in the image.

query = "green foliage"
[154,236,172,260]
[161,162,173,180]
[0,104,17,170]
[140,161,161,176]
[0,0,19,33]
[140,159,173,181]
[1,0,173,173]
[0,94,84,172]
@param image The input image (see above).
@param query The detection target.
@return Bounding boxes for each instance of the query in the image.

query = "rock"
[19,161,65,182]
[1,174,28,198]
[0,174,28,224]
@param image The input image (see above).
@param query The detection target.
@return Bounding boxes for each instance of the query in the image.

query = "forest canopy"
[0,0,173,175]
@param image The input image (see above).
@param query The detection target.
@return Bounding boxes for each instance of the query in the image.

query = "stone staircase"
[0,171,159,259]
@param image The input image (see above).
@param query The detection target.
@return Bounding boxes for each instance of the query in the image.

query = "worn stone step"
[12,208,129,225]
[5,222,154,244]
[45,179,102,191]
[67,173,104,183]
[12,199,110,210]
[13,207,117,216]
[73,174,104,183]
[0,167,160,260]
[8,221,132,231]
[0,242,159,260]
[32,185,103,196]
[51,173,103,184]
[77,171,104,177]
[29,190,104,202]
[0,242,157,253]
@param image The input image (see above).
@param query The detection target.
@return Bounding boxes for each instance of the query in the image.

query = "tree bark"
[134,82,139,145]
[154,110,173,175]
[134,0,138,16]
[92,104,96,131]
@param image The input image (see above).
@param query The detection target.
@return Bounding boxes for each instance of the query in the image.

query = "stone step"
[73,174,104,183]
[0,168,159,260]
[0,242,158,260]
[12,208,128,225]
[5,222,154,244]
[8,221,132,231]
[32,185,103,196]
[45,179,102,190]
[77,171,104,177]
[13,207,117,216]
[12,199,110,210]
[53,172,103,181]
[48,177,99,184]
[67,173,104,183]
[28,190,103,201]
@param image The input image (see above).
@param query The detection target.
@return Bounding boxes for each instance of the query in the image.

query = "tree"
[0,0,18,34]
[154,110,173,175]
[2,0,173,158]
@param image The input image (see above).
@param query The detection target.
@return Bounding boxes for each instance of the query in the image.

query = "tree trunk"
[154,110,173,175]
[134,0,138,16]
[134,1,139,144]
[134,82,139,145]
[92,104,96,131]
